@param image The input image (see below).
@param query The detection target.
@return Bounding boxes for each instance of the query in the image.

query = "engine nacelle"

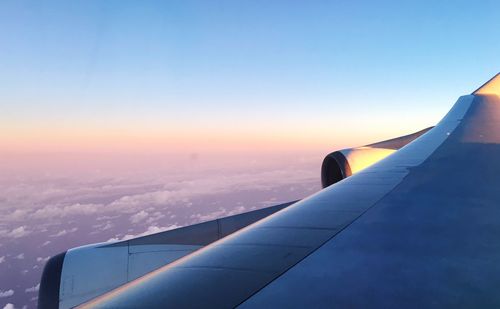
[321,127,433,188]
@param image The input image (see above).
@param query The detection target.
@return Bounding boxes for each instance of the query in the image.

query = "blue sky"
[1,0,499,153]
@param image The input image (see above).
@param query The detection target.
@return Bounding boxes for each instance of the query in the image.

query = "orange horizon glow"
[1,119,430,155]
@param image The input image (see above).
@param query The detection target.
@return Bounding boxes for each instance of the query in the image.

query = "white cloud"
[190,204,247,223]
[0,256,5,264]
[101,221,113,230]
[1,304,25,309]
[25,284,39,293]
[0,290,14,298]
[94,221,113,231]
[191,209,226,222]
[101,170,314,216]
[129,210,148,224]
[32,203,101,219]
[36,256,50,263]
[41,241,51,247]
[96,215,120,221]
[14,254,24,260]
[2,163,317,228]
[4,209,29,221]
[0,226,30,239]
[146,212,165,224]
[50,230,67,237]
[107,225,180,242]
[50,227,78,237]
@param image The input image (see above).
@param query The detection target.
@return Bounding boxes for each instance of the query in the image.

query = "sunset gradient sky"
[1,0,500,155]
[1,2,500,308]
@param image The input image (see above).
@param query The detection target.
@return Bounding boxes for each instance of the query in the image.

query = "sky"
[1,0,499,155]
[0,1,500,308]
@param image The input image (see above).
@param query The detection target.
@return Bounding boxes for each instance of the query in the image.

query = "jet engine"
[321,127,432,188]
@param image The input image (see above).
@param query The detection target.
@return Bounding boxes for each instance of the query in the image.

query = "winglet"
[473,72,500,96]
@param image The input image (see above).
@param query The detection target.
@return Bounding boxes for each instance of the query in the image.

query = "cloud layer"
[0,153,320,308]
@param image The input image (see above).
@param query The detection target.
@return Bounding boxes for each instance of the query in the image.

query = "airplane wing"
[40,73,500,308]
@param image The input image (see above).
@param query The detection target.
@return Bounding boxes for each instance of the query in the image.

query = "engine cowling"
[321,127,433,188]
